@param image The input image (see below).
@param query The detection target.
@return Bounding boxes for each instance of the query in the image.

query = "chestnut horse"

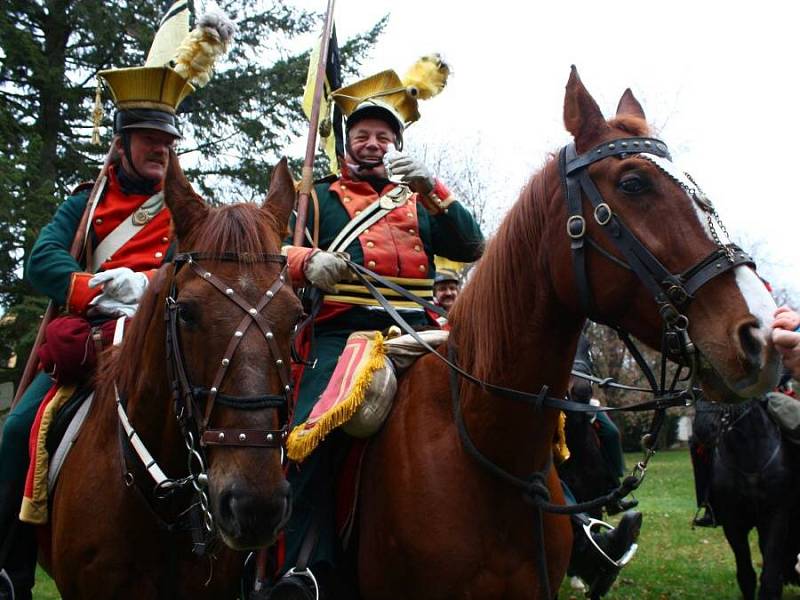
[357,68,781,599]
[44,153,302,599]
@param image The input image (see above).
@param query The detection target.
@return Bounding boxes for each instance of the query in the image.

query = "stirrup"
[0,569,15,600]
[282,567,320,600]
[582,518,638,568]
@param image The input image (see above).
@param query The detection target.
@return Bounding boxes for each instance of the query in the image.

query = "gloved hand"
[88,267,149,304]
[304,250,350,294]
[383,149,435,194]
[87,293,138,319]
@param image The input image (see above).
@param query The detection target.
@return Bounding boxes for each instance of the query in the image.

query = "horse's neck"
[455,275,582,472]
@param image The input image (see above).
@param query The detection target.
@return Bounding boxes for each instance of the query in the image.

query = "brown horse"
[357,68,781,599]
[44,153,302,599]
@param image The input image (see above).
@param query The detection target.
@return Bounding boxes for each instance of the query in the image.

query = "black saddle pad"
[45,385,93,456]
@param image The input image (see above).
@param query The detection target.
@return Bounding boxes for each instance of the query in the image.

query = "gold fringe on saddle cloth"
[287,331,388,461]
[287,328,571,464]
[20,384,77,524]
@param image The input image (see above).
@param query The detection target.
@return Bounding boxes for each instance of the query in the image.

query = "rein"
[115,251,293,551]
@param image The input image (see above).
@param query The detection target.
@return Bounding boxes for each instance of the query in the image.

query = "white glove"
[87,293,138,319]
[304,251,350,293]
[88,267,149,304]
[383,149,434,194]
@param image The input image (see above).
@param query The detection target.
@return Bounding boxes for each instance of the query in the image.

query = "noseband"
[165,251,292,450]
[559,137,754,362]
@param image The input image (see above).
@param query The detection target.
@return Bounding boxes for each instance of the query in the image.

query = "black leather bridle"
[165,251,293,451]
[559,136,755,363]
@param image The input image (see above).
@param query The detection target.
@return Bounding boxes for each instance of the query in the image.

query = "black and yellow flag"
[303,25,343,173]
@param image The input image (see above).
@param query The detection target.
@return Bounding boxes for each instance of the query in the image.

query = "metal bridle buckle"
[567,215,586,239]
[666,284,689,307]
[594,203,612,225]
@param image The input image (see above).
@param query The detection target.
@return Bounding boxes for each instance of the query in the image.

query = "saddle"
[19,315,123,524]
[286,328,449,462]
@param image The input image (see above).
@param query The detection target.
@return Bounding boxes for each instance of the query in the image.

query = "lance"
[11,147,115,409]
[292,0,337,246]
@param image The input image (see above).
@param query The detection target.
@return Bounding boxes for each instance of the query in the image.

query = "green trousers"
[594,411,626,478]
[283,308,428,578]
[0,371,53,599]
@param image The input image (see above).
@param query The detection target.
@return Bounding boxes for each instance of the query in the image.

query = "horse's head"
[163,151,302,550]
[547,67,780,400]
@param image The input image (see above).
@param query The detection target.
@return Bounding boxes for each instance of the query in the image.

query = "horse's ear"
[164,149,208,241]
[262,157,296,237]
[616,88,646,120]
[564,66,610,151]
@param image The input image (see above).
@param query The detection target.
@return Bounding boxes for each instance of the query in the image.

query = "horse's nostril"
[736,323,764,369]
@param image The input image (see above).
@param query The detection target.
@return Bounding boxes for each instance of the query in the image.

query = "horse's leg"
[721,521,756,600]
[755,508,788,600]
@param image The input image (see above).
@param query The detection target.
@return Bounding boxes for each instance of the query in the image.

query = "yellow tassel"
[287,333,387,462]
[553,411,571,463]
[401,54,450,100]
[172,13,235,88]
[91,79,103,145]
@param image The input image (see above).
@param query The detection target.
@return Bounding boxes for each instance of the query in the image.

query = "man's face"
[346,118,397,178]
[433,281,459,312]
[116,129,176,182]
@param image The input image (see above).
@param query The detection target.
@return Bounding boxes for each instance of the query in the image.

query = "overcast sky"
[281,0,796,298]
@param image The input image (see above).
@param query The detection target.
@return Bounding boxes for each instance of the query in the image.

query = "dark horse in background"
[44,153,302,599]
[693,396,800,600]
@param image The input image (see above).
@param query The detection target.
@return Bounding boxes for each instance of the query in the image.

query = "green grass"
[562,449,800,599]
[32,449,800,599]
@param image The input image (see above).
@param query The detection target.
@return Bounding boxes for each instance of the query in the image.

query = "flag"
[303,25,343,173]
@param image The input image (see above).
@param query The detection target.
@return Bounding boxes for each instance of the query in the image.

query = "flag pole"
[292,0,336,246]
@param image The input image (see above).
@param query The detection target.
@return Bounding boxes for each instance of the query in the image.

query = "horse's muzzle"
[215,478,291,550]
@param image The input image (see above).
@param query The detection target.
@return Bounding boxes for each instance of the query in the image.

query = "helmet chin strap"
[121,131,147,181]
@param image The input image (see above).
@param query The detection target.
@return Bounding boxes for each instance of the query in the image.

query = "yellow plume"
[401,54,450,101]
[172,12,236,88]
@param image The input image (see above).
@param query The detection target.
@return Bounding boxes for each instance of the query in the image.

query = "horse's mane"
[449,157,560,381]
[96,202,282,395]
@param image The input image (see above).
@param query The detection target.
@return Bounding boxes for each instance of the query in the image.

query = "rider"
[0,62,190,599]
[272,56,485,598]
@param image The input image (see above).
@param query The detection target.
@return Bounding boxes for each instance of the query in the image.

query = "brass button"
[355,210,362,216]
[161,237,169,243]
[343,196,351,203]
[341,185,347,191]
[366,241,374,248]
[155,251,163,259]
[95,218,103,225]
[408,228,415,235]
[414,245,421,252]
[368,260,376,268]
[406,212,413,218]
[418,265,426,272]
[364,228,370,234]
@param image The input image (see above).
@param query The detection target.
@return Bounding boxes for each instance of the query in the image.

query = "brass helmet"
[331,54,450,145]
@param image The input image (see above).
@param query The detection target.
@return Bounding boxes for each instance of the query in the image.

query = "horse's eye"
[619,175,649,195]
[177,302,197,326]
